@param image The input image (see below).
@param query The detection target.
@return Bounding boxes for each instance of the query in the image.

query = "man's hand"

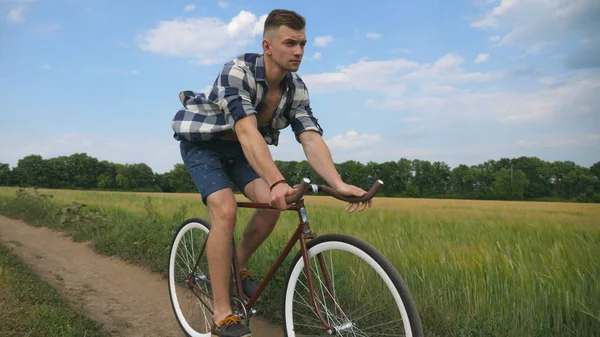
[334,182,373,213]
[270,183,297,210]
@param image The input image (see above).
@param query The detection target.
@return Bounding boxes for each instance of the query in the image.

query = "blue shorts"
[180,139,261,205]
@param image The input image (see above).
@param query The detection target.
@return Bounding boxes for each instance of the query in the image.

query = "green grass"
[0,244,109,336]
[0,186,599,336]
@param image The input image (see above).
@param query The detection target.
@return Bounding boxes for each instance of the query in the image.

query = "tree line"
[1,153,599,202]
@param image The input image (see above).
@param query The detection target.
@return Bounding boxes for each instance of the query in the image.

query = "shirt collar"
[255,54,292,90]
[255,54,266,82]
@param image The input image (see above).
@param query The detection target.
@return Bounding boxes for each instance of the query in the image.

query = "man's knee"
[206,189,238,231]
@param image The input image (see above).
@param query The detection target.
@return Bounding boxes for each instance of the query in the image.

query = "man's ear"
[262,39,272,55]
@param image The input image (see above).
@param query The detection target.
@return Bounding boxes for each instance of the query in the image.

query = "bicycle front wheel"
[168,217,214,337]
[282,233,423,337]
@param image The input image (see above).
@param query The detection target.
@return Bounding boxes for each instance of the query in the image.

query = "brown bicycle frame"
[186,197,338,332]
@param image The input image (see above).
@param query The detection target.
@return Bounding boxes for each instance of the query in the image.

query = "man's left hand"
[334,183,373,213]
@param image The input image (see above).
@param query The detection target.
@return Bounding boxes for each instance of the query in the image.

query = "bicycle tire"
[168,217,214,337]
[281,233,423,337]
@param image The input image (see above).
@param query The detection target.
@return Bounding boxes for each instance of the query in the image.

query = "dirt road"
[0,215,283,337]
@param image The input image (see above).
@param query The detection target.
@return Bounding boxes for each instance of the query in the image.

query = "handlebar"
[285,178,384,204]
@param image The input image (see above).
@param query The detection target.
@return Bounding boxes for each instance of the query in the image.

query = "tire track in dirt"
[0,215,283,336]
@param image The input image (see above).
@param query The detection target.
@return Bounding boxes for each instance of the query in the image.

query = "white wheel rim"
[168,221,212,337]
[284,240,413,337]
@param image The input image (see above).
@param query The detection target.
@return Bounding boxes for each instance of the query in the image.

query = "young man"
[172,9,372,337]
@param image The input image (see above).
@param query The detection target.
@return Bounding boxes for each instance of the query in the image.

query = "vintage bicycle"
[167,178,423,336]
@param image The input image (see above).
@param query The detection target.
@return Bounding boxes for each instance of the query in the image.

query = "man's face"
[265,25,307,72]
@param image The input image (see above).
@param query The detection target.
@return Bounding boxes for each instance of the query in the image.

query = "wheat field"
[0,186,598,336]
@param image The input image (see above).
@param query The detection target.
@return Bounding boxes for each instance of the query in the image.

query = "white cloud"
[183,4,195,11]
[419,82,457,94]
[474,53,489,63]
[217,1,229,8]
[302,57,419,93]
[268,132,433,165]
[366,32,382,39]
[471,0,600,63]
[369,70,600,124]
[313,52,322,60]
[8,6,26,22]
[489,36,501,43]
[302,52,505,95]
[403,52,504,82]
[41,64,51,70]
[137,10,267,65]
[302,50,600,126]
[325,130,382,150]
[314,35,333,47]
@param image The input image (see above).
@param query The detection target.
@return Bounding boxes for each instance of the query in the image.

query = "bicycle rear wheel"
[282,233,423,337]
[168,217,214,337]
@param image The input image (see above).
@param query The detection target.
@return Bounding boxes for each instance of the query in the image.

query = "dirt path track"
[0,215,283,336]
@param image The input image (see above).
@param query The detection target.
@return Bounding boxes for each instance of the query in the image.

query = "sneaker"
[211,315,252,337]
[241,269,259,298]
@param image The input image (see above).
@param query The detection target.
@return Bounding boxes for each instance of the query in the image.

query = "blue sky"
[1,0,599,173]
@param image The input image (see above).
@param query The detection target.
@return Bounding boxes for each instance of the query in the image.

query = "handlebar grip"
[285,177,311,204]
[285,178,384,205]
[322,180,384,203]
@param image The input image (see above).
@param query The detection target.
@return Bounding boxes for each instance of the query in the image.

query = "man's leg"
[179,140,242,325]
[236,178,281,270]
[205,189,238,322]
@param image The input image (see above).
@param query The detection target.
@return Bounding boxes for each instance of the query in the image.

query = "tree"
[590,162,600,193]
[45,156,70,188]
[157,164,196,193]
[562,167,597,200]
[550,160,580,198]
[337,160,366,188]
[0,163,10,186]
[512,156,552,199]
[67,153,100,189]
[492,168,528,200]
[12,154,47,187]
[97,160,117,190]
[121,163,158,191]
[3,151,599,203]
[470,161,497,198]
[450,164,476,196]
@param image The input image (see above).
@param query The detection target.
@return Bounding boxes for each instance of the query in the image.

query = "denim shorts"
[180,139,260,205]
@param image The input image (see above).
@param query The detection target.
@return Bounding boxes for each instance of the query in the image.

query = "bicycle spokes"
[171,224,213,334]
[292,247,408,336]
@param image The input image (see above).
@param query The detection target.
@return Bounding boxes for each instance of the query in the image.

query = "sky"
[1,0,599,174]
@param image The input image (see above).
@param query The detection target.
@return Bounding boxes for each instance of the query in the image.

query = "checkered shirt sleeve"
[290,83,323,142]
[217,61,258,123]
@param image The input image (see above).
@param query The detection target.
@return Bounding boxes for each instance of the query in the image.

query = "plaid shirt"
[171,53,323,146]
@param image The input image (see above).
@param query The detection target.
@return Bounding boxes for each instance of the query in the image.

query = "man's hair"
[263,9,305,36]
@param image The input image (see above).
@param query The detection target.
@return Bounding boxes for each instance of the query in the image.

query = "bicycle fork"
[299,232,349,334]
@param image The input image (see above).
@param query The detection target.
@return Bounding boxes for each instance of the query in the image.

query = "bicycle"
[167,178,423,336]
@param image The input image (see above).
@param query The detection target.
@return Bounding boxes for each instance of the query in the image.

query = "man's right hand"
[270,183,297,210]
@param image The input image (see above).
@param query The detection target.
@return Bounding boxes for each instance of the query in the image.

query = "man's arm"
[299,130,372,212]
[216,62,287,191]
[298,130,343,188]
[235,116,286,188]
